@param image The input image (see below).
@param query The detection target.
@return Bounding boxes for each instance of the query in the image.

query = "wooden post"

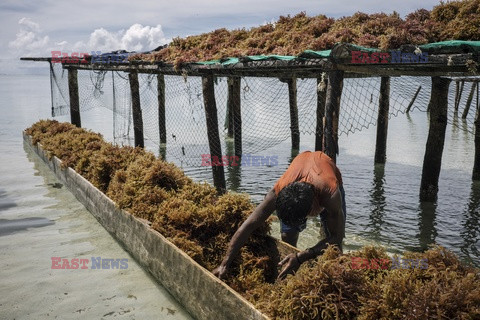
[475,81,479,121]
[406,85,421,113]
[67,68,81,127]
[473,82,480,180]
[230,77,242,157]
[225,139,241,190]
[454,80,460,111]
[420,77,451,201]
[315,77,328,151]
[157,74,167,144]
[159,145,167,161]
[324,70,344,163]
[112,71,117,139]
[462,82,477,119]
[202,75,226,194]
[226,78,236,138]
[49,62,55,117]
[375,77,390,164]
[128,71,144,148]
[287,77,300,150]
[455,80,465,111]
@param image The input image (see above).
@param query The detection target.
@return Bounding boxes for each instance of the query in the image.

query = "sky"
[1,0,443,74]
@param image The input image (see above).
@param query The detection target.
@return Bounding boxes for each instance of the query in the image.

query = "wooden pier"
[21,41,480,201]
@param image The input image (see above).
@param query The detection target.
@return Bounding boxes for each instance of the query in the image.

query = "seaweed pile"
[25,120,480,319]
[132,0,480,67]
[249,246,480,320]
[25,120,277,293]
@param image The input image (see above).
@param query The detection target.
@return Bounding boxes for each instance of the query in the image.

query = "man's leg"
[280,220,306,247]
[339,184,346,219]
[281,230,300,247]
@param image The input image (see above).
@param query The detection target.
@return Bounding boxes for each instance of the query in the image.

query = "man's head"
[276,182,314,227]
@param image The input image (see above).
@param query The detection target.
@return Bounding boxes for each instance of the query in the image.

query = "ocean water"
[0,74,192,319]
[0,72,478,316]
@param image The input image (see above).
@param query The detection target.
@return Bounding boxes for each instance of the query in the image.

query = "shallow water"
[0,74,192,319]
[0,73,478,317]
[174,115,480,266]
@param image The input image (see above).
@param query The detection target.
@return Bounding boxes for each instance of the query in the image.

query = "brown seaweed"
[25,120,480,320]
[130,1,480,68]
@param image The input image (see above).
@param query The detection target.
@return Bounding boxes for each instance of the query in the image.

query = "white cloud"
[18,17,41,33]
[8,18,168,59]
[74,24,168,53]
[8,17,49,55]
[121,24,167,52]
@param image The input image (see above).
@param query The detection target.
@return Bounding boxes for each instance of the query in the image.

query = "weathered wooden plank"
[406,85,421,113]
[375,77,390,163]
[157,74,167,144]
[455,80,465,111]
[315,76,328,151]
[202,75,226,193]
[67,68,81,127]
[287,78,300,150]
[462,82,478,119]
[128,71,144,148]
[324,70,344,162]
[230,77,242,157]
[420,77,451,201]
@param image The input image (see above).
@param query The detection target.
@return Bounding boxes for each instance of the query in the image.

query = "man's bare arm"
[299,189,345,262]
[213,188,276,279]
[277,189,345,280]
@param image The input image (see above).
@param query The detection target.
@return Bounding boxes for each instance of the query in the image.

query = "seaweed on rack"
[131,0,480,68]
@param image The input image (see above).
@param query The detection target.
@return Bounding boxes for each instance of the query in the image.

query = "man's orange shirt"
[274,151,343,207]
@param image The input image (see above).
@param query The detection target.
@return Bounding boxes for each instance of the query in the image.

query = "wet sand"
[0,142,192,319]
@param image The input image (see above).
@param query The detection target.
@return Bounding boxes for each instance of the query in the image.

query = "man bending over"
[213,151,346,280]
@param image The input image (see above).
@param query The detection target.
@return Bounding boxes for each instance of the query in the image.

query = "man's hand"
[277,253,301,280]
[212,188,277,282]
[212,264,228,280]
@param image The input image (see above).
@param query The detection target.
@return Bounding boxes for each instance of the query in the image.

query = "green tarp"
[194,50,330,66]
[192,41,480,66]
[419,40,480,54]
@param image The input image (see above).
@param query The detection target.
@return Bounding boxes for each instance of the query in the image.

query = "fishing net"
[48,62,480,166]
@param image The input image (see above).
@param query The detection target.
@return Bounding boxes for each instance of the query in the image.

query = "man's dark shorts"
[280,184,346,234]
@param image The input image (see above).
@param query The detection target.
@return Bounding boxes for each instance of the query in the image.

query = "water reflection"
[0,188,17,212]
[417,201,438,251]
[367,164,386,241]
[225,139,242,191]
[461,181,480,266]
[0,217,54,236]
